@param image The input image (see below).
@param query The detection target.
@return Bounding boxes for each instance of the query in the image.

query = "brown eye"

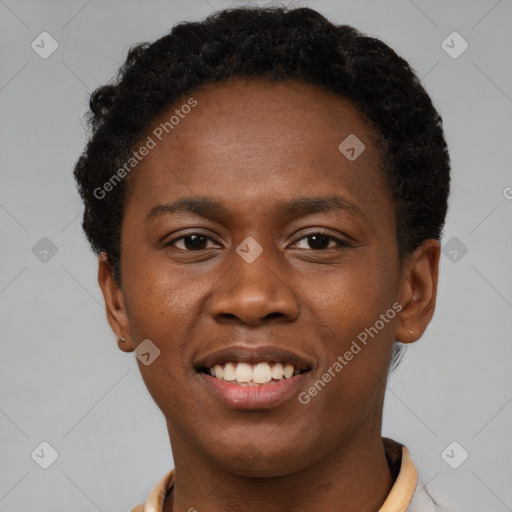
[304,234,331,250]
[167,233,216,251]
[293,232,351,250]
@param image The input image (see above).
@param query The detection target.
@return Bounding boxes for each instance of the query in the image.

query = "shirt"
[130,438,441,512]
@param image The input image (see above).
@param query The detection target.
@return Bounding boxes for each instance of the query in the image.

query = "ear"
[395,239,440,344]
[97,252,134,353]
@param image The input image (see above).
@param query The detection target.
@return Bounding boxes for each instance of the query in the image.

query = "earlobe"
[97,252,134,353]
[395,239,440,344]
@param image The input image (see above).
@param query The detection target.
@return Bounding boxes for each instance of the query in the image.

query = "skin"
[98,78,440,512]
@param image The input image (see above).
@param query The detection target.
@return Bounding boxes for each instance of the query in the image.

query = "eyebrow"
[145,196,368,223]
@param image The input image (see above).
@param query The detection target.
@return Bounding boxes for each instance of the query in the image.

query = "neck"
[164,430,394,512]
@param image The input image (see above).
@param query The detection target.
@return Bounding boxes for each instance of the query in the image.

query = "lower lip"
[199,372,308,410]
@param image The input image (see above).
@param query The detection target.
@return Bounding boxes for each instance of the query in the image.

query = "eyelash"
[165,230,352,251]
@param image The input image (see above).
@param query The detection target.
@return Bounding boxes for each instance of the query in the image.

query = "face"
[99,78,438,477]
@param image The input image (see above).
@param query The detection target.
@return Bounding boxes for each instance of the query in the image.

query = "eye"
[292,232,351,250]
[166,231,351,252]
[166,233,220,251]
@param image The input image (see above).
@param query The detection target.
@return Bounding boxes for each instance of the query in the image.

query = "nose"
[209,249,299,326]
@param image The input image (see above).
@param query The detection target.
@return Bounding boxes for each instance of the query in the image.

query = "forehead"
[142,78,380,160]
[125,78,390,221]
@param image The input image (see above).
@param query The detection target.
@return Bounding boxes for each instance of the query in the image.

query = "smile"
[201,361,308,385]
[194,344,314,409]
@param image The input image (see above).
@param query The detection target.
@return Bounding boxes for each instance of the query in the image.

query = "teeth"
[223,362,236,381]
[253,362,272,383]
[214,364,224,379]
[284,363,294,379]
[207,361,304,385]
[235,362,252,383]
[271,363,284,380]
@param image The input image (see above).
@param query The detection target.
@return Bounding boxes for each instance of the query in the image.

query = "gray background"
[1,0,511,510]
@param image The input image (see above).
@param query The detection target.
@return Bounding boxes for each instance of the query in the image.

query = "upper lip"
[194,345,315,372]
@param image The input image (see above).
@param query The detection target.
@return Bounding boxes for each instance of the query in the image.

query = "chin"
[222,458,301,478]
[209,440,314,478]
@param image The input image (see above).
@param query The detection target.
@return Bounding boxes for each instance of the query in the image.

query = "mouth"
[198,361,310,385]
[194,346,313,409]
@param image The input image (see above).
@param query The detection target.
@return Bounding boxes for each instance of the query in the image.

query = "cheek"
[120,264,200,382]
[300,255,398,400]
[122,254,200,335]
[304,252,398,338]
[299,274,396,438]
[121,272,203,421]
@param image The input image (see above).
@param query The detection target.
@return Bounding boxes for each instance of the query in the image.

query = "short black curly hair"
[74,5,450,288]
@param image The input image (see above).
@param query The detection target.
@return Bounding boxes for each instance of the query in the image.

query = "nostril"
[264,312,286,320]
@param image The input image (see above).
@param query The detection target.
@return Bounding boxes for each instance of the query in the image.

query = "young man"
[74,6,450,511]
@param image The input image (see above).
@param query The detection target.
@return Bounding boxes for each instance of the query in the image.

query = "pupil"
[185,234,207,250]
[308,234,329,250]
